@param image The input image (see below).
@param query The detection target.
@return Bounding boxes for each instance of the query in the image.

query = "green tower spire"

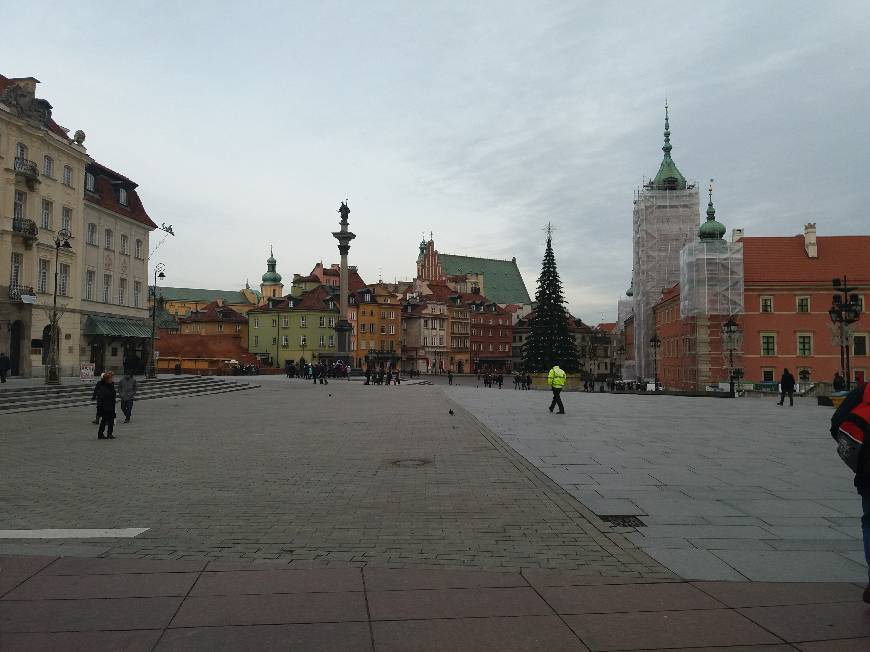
[698,180,726,240]
[262,246,282,283]
[652,101,688,191]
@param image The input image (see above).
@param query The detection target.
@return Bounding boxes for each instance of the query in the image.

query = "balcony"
[9,284,37,303]
[14,157,40,189]
[12,217,39,247]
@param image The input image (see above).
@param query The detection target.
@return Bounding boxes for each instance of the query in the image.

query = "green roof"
[84,315,152,338]
[439,254,531,304]
[158,287,251,305]
[652,104,687,191]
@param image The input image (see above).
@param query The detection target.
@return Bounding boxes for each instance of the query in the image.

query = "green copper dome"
[262,247,282,284]
[652,103,687,191]
[699,184,726,240]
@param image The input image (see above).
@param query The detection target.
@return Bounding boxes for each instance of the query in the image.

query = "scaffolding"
[679,240,744,317]
[631,185,699,380]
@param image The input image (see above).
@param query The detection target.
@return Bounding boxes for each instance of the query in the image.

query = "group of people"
[365,367,400,385]
[479,372,504,388]
[90,370,138,439]
[285,360,349,383]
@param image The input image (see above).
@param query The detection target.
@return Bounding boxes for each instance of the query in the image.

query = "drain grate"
[599,515,646,528]
[390,458,431,468]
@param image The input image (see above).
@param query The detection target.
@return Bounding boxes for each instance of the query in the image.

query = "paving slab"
[0,629,163,652]
[739,601,870,642]
[712,550,867,582]
[155,623,373,652]
[693,581,861,607]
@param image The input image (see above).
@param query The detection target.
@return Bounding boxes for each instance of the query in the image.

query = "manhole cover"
[391,458,431,467]
[599,515,646,528]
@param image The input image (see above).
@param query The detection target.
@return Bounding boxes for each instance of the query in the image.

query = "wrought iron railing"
[12,217,38,240]
[9,284,36,301]
[13,157,39,178]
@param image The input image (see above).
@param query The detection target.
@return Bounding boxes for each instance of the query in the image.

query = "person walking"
[830,381,870,601]
[0,352,10,383]
[118,371,138,423]
[448,370,453,386]
[547,363,567,414]
[92,371,117,439]
[778,368,796,406]
[834,372,847,393]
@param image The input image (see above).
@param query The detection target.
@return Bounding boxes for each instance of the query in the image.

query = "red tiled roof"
[85,162,158,229]
[596,322,617,333]
[179,300,247,324]
[742,235,870,284]
[0,74,70,139]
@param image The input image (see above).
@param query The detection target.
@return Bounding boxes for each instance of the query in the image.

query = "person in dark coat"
[831,382,870,601]
[0,352,10,383]
[778,368,796,406]
[92,371,117,439]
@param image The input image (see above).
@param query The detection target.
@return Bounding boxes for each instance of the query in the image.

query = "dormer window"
[85,172,95,192]
[119,188,128,206]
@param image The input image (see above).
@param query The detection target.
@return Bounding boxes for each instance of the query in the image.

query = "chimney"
[10,77,39,99]
[804,223,817,258]
[731,227,744,243]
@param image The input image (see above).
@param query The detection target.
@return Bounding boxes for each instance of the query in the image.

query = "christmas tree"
[522,226,580,372]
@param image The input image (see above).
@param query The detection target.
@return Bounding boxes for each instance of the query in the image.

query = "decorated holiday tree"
[522,226,580,372]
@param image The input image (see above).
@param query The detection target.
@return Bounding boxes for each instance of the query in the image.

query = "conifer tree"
[522,227,579,372]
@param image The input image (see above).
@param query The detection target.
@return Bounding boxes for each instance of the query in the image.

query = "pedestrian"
[778,368,796,406]
[448,370,453,386]
[830,381,870,601]
[497,373,503,389]
[92,371,117,439]
[525,373,532,390]
[0,352,10,383]
[547,363,566,414]
[834,372,847,393]
[117,371,138,423]
[90,373,104,424]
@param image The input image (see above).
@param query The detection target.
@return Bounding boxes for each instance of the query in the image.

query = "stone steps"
[0,376,258,414]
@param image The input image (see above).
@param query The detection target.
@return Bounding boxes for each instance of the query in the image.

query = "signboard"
[80,362,95,382]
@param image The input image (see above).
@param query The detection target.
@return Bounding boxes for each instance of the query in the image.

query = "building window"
[762,368,775,383]
[389,324,395,335]
[760,296,773,313]
[37,259,49,293]
[120,234,129,255]
[61,207,72,233]
[104,229,113,250]
[389,311,395,319]
[319,316,325,327]
[85,172,95,192]
[281,335,289,347]
[271,337,277,345]
[855,334,868,357]
[10,252,23,288]
[797,334,813,356]
[796,296,810,313]
[40,199,52,229]
[329,335,334,347]
[119,188,128,206]
[300,316,307,328]
[86,270,95,300]
[135,239,143,259]
[300,335,307,347]
[761,333,776,356]
[87,223,97,245]
[15,142,27,160]
[134,281,142,307]
[59,263,69,297]
[253,335,259,347]
[13,190,26,219]
[63,165,72,186]
[319,335,325,347]
[118,277,127,305]
[380,324,386,335]
[329,317,335,328]
[102,274,112,303]
[235,324,241,332]
[282,317,289,327]
[43,156,54,177]
[271,318,277,327]
[253,317,259,328]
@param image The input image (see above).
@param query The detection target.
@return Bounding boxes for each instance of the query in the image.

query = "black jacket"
[831,382,869,493]
[780,372,796,392]
[92,379,117,418]
[0,355,10,373]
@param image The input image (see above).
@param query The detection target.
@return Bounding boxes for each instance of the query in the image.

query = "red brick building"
[469,298,512,373]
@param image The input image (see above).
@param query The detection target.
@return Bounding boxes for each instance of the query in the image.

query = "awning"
[84,315,152,339]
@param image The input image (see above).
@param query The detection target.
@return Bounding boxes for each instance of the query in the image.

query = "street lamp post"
[146,263,166,379]
[45,228,72,385]
[722,316,741,398]
[649,333,661,392]
[829,276,863,391]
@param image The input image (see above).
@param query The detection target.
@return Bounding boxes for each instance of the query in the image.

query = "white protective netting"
[679,240,744,317]
[631,186,699,379]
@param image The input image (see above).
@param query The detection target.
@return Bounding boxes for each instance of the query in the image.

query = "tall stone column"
[333,201,356,362]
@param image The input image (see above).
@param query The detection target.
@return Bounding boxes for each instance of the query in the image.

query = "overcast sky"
[6,1,868,322]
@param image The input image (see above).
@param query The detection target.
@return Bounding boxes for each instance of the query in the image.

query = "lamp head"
[157,271,166,280]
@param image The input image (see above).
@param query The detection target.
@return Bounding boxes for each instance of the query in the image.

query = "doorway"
[10,320,23,375]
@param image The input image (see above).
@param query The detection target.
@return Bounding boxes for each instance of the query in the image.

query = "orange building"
[352,283,402,369]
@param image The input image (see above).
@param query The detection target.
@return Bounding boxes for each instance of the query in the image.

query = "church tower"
[631,103,700,380]
[260,247,284,300]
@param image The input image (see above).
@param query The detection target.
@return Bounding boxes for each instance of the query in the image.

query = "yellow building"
[352,283,402,369]
[156,285,260,318]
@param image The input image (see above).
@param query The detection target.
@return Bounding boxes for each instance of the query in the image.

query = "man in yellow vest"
[547,363,567,414]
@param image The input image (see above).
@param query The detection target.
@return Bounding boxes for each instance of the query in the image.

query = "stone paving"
[0,377,664,577]
[2,555,870,650]
[446,386,868,582]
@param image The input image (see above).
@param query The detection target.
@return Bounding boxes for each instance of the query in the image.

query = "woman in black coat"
[93,371,117,439]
